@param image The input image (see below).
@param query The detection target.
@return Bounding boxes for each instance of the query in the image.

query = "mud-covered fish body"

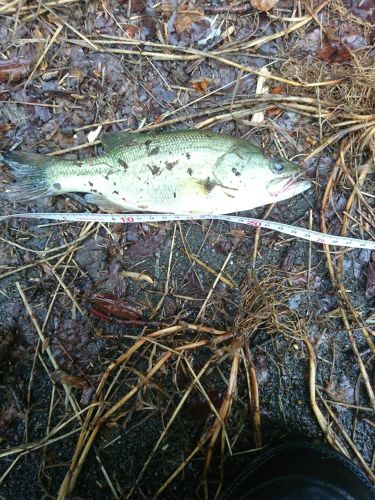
[1,129,311,214]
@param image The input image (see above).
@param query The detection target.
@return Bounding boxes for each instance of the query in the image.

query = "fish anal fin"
[84,193,125,212]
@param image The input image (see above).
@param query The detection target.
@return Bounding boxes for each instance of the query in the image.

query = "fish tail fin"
[1,151,62,202]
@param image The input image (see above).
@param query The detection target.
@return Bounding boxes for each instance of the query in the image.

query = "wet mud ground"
[0,0,374,498]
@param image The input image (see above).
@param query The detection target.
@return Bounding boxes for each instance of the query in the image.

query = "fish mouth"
[268,172,310,198]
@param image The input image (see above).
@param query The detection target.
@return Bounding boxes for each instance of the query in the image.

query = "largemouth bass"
[1,129,311,214]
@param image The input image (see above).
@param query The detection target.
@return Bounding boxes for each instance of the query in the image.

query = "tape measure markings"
[0,212,374,250]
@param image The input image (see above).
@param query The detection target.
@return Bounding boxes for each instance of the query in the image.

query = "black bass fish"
[1,129,311,214]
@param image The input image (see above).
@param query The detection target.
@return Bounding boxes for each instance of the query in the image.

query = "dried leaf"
[0,58,30,82]
[325,27,340,43]
[212,238,232,255]
[341,32,367,50]
[317,43,351,64]
[184,390,225,422]
[251,0,278,12]
[0,124,11,133]
[366,257,375,299]
[89,293,143,321]
[80,386,95,406]
[51,319,98,371]
[271,85,283,94]
[231,229,246,240]
[350,0,375,24]
[51,370,89,389]
[143,15,157,38]
[266,107,283,117]
[191,78,210,93]
[126,230,166,258]
[159,0,176,15]
[46,13,62,26]
[40,261,53,278]
[222,25,235,41]
[122,271,154,284]
[69,67,83,82]
[178,270,206,300]
[128,0,146,13]
[123,24,140,38]
[175,8,204,33]
[87,125,103,143]
[323,193,348,222]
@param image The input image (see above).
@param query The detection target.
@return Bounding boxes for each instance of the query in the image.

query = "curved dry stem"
[304,338,349,455]
[204,345,240,476]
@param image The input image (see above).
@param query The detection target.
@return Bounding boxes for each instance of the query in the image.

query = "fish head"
[265,156,312,201]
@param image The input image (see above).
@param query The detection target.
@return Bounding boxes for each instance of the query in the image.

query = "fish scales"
[103,130,268,212]
[1,129,311,214]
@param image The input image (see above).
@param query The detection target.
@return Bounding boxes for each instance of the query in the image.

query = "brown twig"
[243,342,262,448]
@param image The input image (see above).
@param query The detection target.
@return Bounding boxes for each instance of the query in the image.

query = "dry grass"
[0,0,374,497]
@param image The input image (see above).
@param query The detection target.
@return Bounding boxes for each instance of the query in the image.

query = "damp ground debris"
[0,1,374,499]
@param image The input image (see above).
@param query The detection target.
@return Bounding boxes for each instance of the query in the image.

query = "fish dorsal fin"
[101,130,147,152]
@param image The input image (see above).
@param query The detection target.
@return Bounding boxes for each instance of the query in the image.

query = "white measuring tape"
[1,212,374,250]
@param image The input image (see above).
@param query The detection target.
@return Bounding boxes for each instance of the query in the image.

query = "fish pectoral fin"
[188,176,232,195]
[175,177,212,197]
[101,130,146,151]
[84,193,124,212]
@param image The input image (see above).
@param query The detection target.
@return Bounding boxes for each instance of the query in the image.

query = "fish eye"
[271,158,285,174]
